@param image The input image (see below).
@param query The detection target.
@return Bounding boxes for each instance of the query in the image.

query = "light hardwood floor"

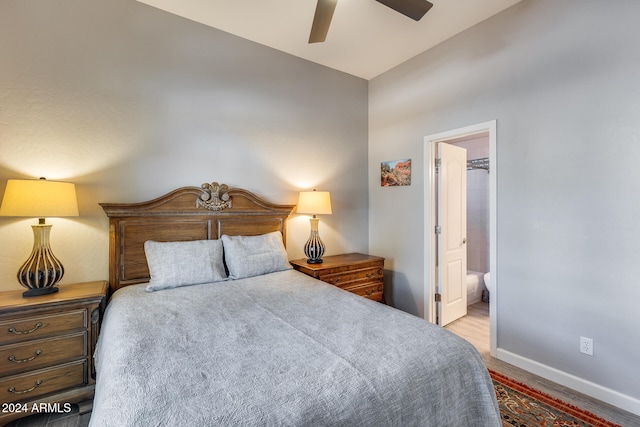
[445,301,640,427]
[7,302,639,427]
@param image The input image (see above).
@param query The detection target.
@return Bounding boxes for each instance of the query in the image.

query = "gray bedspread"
[90,270,500,426]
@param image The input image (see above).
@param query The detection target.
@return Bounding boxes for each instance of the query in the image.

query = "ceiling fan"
[309,0,434,43]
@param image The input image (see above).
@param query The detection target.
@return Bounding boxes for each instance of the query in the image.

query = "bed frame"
[100,181,295,294]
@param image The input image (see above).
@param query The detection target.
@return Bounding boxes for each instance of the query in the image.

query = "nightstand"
[290,253,385,302]
[0,281,108,425]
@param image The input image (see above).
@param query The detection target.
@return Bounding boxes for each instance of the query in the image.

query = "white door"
[437,143,467,326]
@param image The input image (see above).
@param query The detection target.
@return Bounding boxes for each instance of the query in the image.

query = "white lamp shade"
[297,191,332,215]
[0,179,79,218]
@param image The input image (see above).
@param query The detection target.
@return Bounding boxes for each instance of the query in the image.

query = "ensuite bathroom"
[451,135,491,311]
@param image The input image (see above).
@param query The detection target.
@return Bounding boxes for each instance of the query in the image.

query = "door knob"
[462,238,467,244]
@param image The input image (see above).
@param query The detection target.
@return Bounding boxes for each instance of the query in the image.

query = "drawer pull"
[8,349,43,364]
[8,379,42,395]
[8,322,43,335]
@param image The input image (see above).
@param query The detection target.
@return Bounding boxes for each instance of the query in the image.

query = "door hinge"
[435,225,442,234]
[435,158,441,173]
[435,293,441,302]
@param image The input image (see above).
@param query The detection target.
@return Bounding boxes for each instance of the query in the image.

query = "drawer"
[342,282,384,302]
[0,332,87,377]
[0,310,86,346]
[320,266,384,287]
[0,360,87,403]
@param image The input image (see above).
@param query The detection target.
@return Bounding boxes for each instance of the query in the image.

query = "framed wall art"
[381,159,411,187]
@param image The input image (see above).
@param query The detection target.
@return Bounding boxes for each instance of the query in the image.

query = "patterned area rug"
[490,370,621,427]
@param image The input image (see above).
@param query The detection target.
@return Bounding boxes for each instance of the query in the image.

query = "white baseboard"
[496,348,640,417]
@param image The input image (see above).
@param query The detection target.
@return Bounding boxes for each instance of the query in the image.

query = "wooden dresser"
[290,253,385,302]
[0,281,108,425]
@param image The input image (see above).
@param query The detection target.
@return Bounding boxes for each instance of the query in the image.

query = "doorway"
[424,120,497,357]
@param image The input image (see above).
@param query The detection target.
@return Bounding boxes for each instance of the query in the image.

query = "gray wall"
[0,0,369,291]
[369,0,640,413]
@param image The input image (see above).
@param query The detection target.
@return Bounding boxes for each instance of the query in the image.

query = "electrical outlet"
[580,336,593,356]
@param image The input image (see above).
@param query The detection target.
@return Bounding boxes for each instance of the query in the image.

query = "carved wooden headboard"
[100,182,295,294]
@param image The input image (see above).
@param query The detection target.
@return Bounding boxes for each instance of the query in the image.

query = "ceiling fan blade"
[309,0,338,43]
[375,0,433,21]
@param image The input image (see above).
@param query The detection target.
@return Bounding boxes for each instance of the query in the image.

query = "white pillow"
[144,239,227,292]
[221,231,292,279]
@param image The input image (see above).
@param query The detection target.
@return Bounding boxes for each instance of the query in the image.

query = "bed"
[90,181,500,426]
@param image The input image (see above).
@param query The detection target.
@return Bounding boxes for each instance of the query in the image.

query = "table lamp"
[297,190,332,264]
[0,178,79,297]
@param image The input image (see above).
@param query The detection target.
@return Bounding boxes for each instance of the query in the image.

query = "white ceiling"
[136,0,521,80]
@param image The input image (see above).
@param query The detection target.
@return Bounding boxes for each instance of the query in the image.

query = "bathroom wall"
[467,169,489,272]
[451,136,489,273]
